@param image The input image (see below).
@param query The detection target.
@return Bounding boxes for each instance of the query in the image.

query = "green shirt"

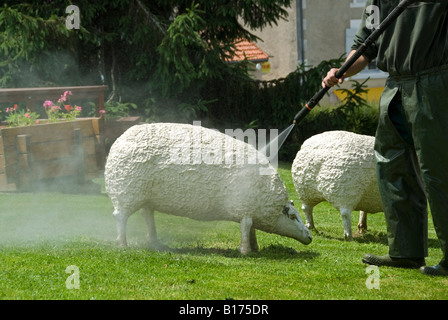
[352,0,448,76]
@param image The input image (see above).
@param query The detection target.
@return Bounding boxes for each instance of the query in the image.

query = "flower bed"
[0,89,106,192]
[0,117,104,192]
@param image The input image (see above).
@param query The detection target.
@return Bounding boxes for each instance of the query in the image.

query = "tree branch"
[135,0,166,35]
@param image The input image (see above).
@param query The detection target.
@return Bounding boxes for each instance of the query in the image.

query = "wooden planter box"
[104,116,141,140]
[0,118,104,192]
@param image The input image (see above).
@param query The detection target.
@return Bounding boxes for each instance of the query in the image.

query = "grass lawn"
[1,162,447,300]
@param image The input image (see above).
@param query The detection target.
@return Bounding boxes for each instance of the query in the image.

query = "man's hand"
[322,68,346,88]
[321,50,371,88]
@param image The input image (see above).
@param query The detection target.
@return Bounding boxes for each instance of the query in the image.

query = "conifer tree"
[0,1,291,118]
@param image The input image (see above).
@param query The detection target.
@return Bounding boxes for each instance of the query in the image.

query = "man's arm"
[321,50,370,88]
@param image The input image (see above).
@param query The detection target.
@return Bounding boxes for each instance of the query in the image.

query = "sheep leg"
[249,226,259,253]
[357,211,368,234]
[302,203,315,230]
[240,217,254,255]
[340,207,353,241]
[140,206,158,244]
[113,208,131,247]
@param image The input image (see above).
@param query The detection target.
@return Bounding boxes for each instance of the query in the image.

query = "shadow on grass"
[162,244,320,261]
[258,244,320,261]
[354,231,441,249]
[352,230,388,244]
[313,228,442,250]
[310,227,389,244]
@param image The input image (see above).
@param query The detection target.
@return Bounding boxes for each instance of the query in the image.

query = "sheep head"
[274,200,312,245]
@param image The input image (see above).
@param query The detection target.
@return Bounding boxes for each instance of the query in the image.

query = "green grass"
[1,163,447,300]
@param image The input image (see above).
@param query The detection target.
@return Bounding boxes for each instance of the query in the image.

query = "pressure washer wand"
[293,0,417,125]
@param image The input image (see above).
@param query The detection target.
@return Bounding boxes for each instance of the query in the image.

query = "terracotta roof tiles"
[226,39,269,63]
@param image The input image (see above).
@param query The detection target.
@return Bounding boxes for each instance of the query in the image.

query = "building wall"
[303,0,363,67]
[248,5,299,81]
[248,0,387,103]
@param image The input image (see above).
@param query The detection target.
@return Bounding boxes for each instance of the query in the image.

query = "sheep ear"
[289,200,295,207]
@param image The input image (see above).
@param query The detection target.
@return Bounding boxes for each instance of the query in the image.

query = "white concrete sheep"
[291,130,383,240]
[105,122,312,254]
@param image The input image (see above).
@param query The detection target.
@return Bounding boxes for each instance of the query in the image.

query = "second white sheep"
[291,130,383,240]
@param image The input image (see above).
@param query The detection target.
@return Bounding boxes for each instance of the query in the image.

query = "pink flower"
[58,91,72,103]
[24,113,31,118]
[99,109,106,114]
[75,106,82,112]
[43,100,54,109]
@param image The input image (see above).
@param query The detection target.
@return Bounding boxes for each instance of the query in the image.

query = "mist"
[0,189,228,250]
[0,188,120,246]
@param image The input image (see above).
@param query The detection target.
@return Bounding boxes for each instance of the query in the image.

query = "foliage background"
[0,0,291,107]
[0,0,379,160]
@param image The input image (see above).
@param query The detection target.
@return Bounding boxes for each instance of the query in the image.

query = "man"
[322,0,448,276]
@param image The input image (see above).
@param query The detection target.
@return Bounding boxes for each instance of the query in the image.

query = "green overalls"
[352,0,448,265]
